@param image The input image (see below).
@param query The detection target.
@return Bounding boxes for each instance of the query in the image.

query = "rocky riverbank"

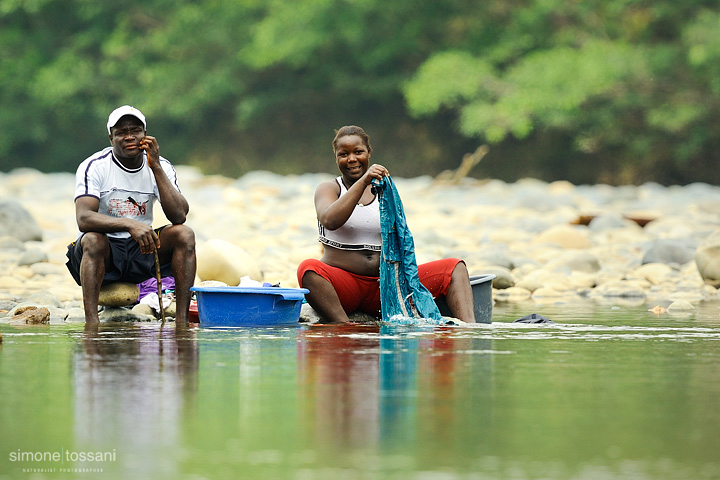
[2,167,720,324]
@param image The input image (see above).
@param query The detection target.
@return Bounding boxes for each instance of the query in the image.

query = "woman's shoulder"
[315,177,341,196]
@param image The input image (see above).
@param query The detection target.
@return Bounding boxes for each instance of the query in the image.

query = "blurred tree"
[404,0,720,184]
[1,0,719,184]
[1,0,478,177]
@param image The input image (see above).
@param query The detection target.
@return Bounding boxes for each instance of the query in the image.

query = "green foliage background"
[1,0,719,184]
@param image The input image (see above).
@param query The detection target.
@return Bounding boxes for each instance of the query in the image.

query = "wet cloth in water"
[374,176,443,324]
[514,313,554,324]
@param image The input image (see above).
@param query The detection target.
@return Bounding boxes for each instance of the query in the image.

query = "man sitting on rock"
[65,105,196,326]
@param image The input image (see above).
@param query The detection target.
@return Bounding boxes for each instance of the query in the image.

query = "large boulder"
[695,231,720,287]
[0,200,43,241]
[196,239,263,285]
[481,265,514,289]
[532,225,592,249]
[642,239,696,266]
[544,250,601,273]
[98,282,140,307]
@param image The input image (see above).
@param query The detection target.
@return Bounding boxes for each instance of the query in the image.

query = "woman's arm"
[316,165,387,230]
[315,180,358,230]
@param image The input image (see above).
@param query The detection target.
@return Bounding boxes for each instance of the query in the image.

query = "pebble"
[9,306,50,325]
[99,307,155,322]
[2,167,720,324]
[17,248,48,266]
[131,303,156,319]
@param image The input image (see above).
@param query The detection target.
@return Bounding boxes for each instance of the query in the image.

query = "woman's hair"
[332,125,372,154]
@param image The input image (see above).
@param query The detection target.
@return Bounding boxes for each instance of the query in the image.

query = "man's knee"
[164,224,196,250]
[80,232,109,257]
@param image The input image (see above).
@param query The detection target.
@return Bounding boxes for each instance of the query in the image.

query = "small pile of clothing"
[137,276,175,314]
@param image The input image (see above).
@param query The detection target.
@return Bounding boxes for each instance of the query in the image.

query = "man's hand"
[139,135,161,169]
[127,221,160,254]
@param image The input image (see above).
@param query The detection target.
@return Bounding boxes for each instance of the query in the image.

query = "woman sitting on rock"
[296,125,475,323]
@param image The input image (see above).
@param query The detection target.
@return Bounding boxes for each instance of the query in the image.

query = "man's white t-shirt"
[73,146,181,239]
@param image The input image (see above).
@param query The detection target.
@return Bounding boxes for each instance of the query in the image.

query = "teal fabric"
[374,176,443,324]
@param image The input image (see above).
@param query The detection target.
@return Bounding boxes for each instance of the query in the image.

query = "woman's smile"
[335,134,370,182]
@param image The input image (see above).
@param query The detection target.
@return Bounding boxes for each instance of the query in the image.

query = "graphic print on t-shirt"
[108,196,149,217]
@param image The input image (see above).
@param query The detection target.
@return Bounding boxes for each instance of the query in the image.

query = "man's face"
[109,116,145,160]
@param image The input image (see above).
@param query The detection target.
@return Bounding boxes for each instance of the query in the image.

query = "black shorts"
[65,229,172,286]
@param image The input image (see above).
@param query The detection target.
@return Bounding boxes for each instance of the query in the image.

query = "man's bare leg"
[79,233,111,324]
[159,225,196,328]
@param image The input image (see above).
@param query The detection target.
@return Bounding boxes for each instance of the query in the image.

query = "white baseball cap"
[107,105,146,134]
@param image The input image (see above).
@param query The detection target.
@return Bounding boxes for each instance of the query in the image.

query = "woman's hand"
[362,164,389,185]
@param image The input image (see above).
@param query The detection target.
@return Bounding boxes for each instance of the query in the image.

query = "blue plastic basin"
[190,286,309,327]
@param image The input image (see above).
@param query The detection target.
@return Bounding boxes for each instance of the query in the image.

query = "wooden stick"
[154,246,166,326]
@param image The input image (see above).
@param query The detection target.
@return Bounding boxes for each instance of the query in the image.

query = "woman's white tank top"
[318,177,382,251]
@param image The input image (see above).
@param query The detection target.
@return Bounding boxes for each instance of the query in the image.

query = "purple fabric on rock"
[138,276,175,300]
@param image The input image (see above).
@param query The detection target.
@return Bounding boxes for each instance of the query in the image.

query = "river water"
[1,301,719,479]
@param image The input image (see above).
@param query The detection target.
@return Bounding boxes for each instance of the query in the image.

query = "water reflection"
[380,326,494,463]
[297,325,380,450]
[185,328,301,458]
[2,306,719,479]
[72,324,198,477]
[297,324,495,460]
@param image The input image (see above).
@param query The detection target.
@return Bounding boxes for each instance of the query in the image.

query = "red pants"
[297,258,462,316]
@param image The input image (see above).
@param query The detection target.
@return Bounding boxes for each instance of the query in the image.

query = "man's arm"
[75,196,159,254]
[141,135,189,225]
